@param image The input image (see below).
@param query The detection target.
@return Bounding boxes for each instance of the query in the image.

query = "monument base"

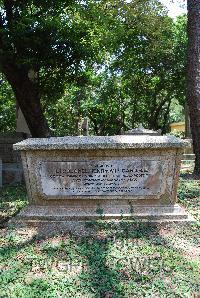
[12,135,192,232]
[9,204,193,226]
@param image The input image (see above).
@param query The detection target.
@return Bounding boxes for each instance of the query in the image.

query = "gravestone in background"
[0,105,30,186]
[0,132,26,185]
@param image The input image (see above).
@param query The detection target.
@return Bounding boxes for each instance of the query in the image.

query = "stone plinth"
[0,132,27,185]
[11,135,191,225]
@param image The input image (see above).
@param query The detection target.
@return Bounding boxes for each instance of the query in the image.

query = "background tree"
[0,0,189,139]
[187,0,200,176]
[0,1,111,137]
[71,2,187,135]
[0,73,15,132]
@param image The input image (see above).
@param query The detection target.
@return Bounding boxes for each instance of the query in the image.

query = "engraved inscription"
[39,159,164,197]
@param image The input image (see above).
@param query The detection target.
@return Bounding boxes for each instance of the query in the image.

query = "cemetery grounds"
[0,167,199,298]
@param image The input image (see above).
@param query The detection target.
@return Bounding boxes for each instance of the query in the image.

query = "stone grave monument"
[10,134,192,226]
[123,124,161,136]
[0,132,27,185]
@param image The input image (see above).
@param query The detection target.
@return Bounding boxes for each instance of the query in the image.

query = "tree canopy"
[0,0,188,137]
[0,0,117,136]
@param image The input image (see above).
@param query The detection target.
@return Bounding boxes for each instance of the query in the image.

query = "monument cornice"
[13,135,190,151]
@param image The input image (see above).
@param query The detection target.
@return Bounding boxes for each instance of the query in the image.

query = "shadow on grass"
[1,180,199,297]
[0,184,28,227]
[1,218,199,297]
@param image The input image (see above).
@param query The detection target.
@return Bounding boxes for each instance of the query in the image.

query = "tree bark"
[187,0,200,176]
[1,63,51,138]
[149,98,168,130]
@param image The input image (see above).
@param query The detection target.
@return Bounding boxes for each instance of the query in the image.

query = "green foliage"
[0,1,114,101]
[0,185,28,226]
[178,177,200,219]
[44,9,188,136]
[0,1,188,136]
[172,15,187,106]
[168,130,185,138]
[169,98,185,123]
[44,86,78,136]
[0,75,16,132]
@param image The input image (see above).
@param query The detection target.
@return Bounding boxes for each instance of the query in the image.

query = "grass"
[0,175,199,298]
[0,185,27,227]
[178,175,200,220]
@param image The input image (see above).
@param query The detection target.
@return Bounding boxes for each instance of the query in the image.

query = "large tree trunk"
[185,102,192,138]
[187,0,200,177]
[1,63,51,138]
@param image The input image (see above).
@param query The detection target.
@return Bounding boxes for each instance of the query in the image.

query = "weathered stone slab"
[13,135,189,151]
[12,204,190,221]
[10,135,192,224]
[2,163,24,185]
[39,159,163,197]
